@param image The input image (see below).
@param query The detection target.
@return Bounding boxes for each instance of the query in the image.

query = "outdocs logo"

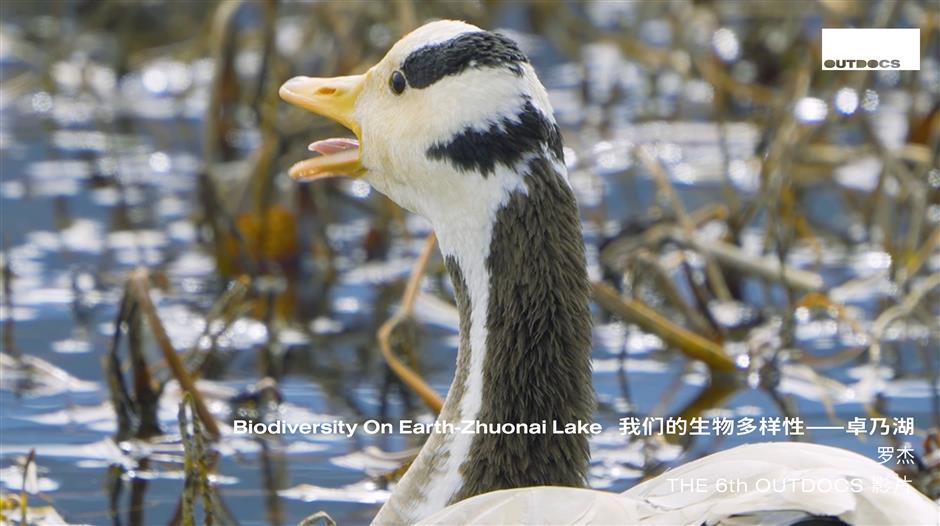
[822,28,920,70]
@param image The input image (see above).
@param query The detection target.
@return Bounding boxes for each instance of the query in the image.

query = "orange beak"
[279,74,366,180]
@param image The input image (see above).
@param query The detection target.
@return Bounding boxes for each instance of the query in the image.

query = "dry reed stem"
[634,250,716,338]
[203,0,242,166]
[694,55,776,106]
[106,292,139,439]
[186,275,252,377]
[599,203,728,274]
[592,281,736,371]
[19,449,35,526]
[796,293,867,369]
[902,224,940,285]
[377,233,445,413]
[178,397,196,526]
[675,231,824,292]
[869,272,940,365]
[298,511,337,526]
[635,146,733,302]
[129,268,221,440]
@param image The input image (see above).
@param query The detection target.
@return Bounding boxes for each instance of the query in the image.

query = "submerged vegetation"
[0,0,938,524]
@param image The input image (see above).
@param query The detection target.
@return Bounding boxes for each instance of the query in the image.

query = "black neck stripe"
[426,97,563,177]
[452,156,594,501]
[401,31,528,90]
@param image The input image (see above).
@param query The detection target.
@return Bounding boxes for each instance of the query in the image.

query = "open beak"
[279,74,366,180]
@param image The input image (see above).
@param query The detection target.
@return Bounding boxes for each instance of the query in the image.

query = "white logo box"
[822,28,920,70]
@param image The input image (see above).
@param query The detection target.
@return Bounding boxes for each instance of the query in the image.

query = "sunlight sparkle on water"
[31,91,53,113]
[834,88,858,115]
[350,179,371,199]
[861,89,879,112]
[795,97,827,124]
[149,151,171,172]
[712,28,740,62]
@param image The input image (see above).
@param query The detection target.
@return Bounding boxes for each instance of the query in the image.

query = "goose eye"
[389,70,406,95]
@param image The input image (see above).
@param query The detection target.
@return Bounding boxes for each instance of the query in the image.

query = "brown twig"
[127,290,162,439]
[178,392,216,526]
[673,230,824,292]
[377,233,444,412]
[599,203,728,275]
[633,250,716,339]
[869,272,940,365]
[796,292,868,368]
[20,449,36,526]
[635,145,733,302]
[185,275,252,377]
[592,281,736,371]
[901,224,940,286]
[106,291,138,440]
[129,268,221,440]
[298,511,337,526]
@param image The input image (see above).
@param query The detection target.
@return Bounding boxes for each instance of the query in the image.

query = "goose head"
[279,20,563,232]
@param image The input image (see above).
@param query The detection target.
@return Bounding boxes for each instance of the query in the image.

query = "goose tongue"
[308,138,359,154]
[289,138,361,180]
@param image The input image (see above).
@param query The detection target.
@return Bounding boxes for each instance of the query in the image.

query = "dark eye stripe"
[401,31,528,90]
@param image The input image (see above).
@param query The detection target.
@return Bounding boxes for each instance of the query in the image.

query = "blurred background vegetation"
[0,1,938,525]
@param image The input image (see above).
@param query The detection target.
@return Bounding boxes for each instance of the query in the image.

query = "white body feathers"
[418,443,939,525]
